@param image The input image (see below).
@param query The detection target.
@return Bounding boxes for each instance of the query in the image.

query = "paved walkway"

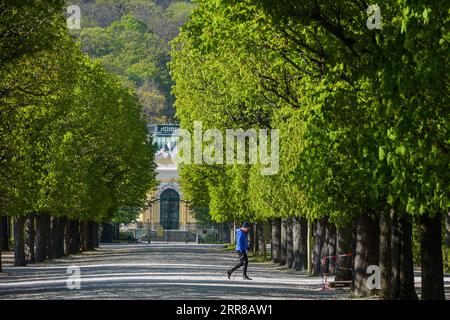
[0,243,348,299]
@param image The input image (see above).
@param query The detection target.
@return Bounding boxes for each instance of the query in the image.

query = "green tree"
[1,1,157,266]
[171,0,449,299]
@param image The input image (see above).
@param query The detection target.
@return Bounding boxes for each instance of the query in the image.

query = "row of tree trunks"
[250,222,264,256]
[11,217,99,267]
[78,221,96,251]
[269,210,444,300]
[368,209,444,300]
[379,211,418,300]
[292,217,308,271]
[379,209,418,300]
[270,217,310,270]
[271,218,281,263]
[393,213,418,300]
[351,210,419,299]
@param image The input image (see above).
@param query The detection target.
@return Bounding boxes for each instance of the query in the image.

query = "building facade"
[137,125,197,239]
[133,124,230,243]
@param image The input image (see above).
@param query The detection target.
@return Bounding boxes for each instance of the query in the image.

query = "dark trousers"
[230,251,248,275]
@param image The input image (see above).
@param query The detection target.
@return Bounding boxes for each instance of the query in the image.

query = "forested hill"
[78,0,195,124]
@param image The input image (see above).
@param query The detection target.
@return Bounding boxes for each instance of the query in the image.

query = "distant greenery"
[223,244,236,251]
[199,233,223,244]
[118,231,137,243]
[248,253,271,263]
[78,0,195,124]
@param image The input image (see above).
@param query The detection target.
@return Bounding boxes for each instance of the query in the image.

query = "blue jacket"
[235,228,248,252]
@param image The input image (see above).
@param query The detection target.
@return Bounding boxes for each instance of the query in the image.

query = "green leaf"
[378,146,386,161]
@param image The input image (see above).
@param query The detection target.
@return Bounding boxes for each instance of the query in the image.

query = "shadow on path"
[0,243,348,300]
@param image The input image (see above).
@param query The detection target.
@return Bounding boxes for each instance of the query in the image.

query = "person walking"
[227,222,252,280]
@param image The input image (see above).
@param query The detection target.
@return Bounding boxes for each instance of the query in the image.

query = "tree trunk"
[353,213,379,297]
[1,216,8,251]
[252,222,259,254]
[399,215,418,300]
[80,221,87,251]
[257,221,266,258]
[93,222,99,248]
[280,218,287,266]
[7,216,11,251]
[323,221,336,273]
[391,209,401,299]
[46,215,53,260]
[13,216,26,266]
[231,222,236,245]
[100,222,114,243]
[69,219,81,254]
[285,218,294,268]
[445,212,450,273]
[292,218,301,271]
[271,218,281,263]
[248,223,255,253]
[87,221,95,250]
[0,217,3,272]
[419,213,444,300]
[335,222,353,281]
[25,214,35,264]
[52,217,59,259]
[114,223,120,241]
[58,217,65,258]
[64,218,71,256]
[52,217,65,258]
[379,211,392,299]
[292,216,308,271]
[391,214,418,300]
[35,213,49,262]
[312,218,326,275]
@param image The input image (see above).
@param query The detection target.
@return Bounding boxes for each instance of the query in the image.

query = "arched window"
[160,189,180,230]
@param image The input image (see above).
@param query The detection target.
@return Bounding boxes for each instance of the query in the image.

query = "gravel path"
[0,243,349,300]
